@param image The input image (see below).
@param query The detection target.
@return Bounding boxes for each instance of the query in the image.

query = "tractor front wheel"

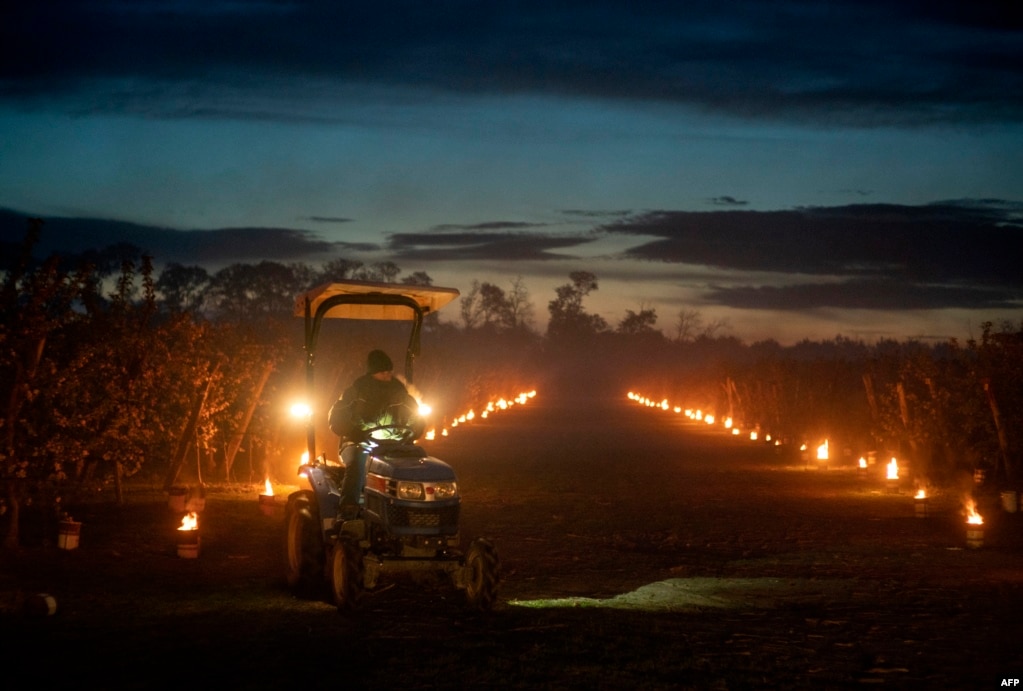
[464,538,500,611]
[283,491,324,597]
[330,534,365,612]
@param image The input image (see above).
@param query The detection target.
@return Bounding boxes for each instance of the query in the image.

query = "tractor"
[283,280,500,611]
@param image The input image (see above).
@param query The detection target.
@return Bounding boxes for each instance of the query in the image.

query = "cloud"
[608,201,1023,287]
[306,216,355,224]
[705,279,1020,311]
[5,200,1022,314]
[428,221,549,232]
[0,207,368,266]
[3,1,1021,126]
[560,209,634,219]
[386,229,594,261]
[710,196,748,207]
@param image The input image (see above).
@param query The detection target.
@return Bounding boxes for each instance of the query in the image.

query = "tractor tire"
[283,491,325,597]
[330,534,365,612]
[464,538,500,612]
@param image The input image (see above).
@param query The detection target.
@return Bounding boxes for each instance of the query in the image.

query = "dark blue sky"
[2,1,1021,342]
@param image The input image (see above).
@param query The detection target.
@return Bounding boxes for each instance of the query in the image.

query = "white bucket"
[914,499,929,518]
[57,520,82,550]
[176,530,201,558]
[1000,491,1018,513]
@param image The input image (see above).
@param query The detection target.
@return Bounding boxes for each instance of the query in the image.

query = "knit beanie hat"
[367,349,393,374]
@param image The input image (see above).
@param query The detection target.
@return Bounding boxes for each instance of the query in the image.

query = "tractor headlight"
[431,482,457,499]
[397,482,425,500]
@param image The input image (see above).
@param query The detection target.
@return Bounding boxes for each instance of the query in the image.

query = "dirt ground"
[3,392,1023,689]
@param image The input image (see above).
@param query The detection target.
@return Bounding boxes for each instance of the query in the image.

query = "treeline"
[2,223,1022,547]
[0,222,552,546]
[595,326,1023,490]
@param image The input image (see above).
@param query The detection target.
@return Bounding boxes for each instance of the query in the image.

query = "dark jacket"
[328,374,422,442]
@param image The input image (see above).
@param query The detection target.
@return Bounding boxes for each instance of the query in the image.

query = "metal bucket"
[176,529,201,558]
[1000,491,1018,513]
[57,520,81,550]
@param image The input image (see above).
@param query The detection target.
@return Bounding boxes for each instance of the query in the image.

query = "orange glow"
[436,391,538,440]
[425,429,436,440]
[816,440,829,461]
[263,477,274,497]
[914,488,926,500]
[887,457,899,480]
[289,401,312,419]
[858,457,867,469]
[178,512,198,531]
[965,500,984,525]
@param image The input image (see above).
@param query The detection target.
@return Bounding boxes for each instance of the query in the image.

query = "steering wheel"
[360,422,417,444]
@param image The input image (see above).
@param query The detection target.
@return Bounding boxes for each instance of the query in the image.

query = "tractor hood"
[367,445,458,482]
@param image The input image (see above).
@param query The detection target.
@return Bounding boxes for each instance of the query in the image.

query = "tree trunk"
[982,378,1013,485]
[3,481,19,549]
[164,364,219,491]
[2,337,48,548]
[114,460,124,506]
[896,381,920,467]
[223,361,274,481]
[862,374,879,422]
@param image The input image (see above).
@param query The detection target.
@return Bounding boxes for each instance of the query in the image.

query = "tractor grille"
[386,503,459,532]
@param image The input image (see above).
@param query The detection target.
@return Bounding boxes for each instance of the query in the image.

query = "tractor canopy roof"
[294,280,460,321]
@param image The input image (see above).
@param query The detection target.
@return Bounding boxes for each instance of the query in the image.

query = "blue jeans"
[339,443,368,511]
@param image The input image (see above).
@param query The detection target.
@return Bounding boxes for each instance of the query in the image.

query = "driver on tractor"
[328,349,425,520]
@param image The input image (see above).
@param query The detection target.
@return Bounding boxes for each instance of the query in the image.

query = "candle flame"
[817,440,829,461]
[178,511,198,531]
[886,457,899,480]
[965,500,983,525]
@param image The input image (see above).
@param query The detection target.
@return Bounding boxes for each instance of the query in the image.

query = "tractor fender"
[301,464,341,531]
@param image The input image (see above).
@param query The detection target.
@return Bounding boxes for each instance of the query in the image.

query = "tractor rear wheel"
[330,534,364,612]
[464,538,500,611]
[283,491,324,596]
